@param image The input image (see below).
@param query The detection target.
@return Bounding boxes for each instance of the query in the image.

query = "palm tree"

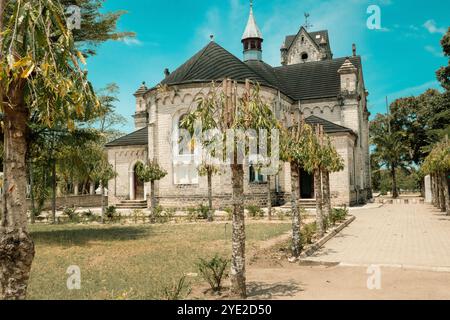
[371,115,410,199]
[422,137,450,215]
[0,0,98,299]
[182,79,279,298]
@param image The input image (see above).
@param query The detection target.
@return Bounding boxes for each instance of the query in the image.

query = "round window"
[301,52,309,61]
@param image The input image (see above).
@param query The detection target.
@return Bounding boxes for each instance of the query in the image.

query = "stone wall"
[20,195,108,210]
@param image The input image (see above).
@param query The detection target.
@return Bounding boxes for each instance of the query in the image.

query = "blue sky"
[86,0,449,133]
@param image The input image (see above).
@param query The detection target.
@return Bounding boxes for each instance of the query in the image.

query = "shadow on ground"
[31,226,151,246]
[247,281,303,299]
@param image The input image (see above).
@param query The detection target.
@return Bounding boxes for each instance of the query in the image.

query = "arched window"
[249,164,264,184]
[178,115,195,155]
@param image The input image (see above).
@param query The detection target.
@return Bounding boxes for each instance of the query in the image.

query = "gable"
[286,28,322,64]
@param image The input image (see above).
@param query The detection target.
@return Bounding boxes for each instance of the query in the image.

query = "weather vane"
[303,13,313,30]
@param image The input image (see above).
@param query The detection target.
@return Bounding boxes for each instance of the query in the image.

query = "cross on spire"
[303,12,313,30]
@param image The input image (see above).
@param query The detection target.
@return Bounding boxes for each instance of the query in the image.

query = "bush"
[132,209,147,223]
[151,206,175,224]
[81,210,98,223]
[162,275,191,300]
[105,206,119,222]
[187,208,199,222]
[246,205,264,219]
[197,204,210,220]
[329,207,349,226]
[301,222,317,246]
[63,207,79,223]
[197,255,229,292]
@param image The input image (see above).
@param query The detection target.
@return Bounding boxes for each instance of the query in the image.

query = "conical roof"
[241,5,263,40]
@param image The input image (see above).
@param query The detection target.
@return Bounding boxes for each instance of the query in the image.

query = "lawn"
[27,221,291,300]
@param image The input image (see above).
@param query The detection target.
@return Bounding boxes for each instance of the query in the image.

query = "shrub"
[105,205,118,222]
[301,222,317,246]
[151,206,175,224]
[132,209,146,223]
[197,255,229,292]
[329,207,349,226]
[246,205,264,219]
[162,275,191,300]
[187,208,199,222]
[197,204,210,220]
[63,207,79,223]
[81,210,98,223]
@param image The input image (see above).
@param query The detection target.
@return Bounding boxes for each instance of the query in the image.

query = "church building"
[105,4,372,209]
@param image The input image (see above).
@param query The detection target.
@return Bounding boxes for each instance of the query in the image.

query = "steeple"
[241,0,263,61]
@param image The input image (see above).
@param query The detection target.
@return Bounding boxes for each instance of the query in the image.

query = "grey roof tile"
[105,127,148,147]
[305,115,354,134]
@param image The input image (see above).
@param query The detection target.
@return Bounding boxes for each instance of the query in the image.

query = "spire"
[242,1,263,40]
[241,1,263,62]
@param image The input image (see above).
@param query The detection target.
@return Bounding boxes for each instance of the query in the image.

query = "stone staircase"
[116,200,147,209]
[281,199,317,210]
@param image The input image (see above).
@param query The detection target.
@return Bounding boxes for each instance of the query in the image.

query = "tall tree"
[0,0,99,299]
[182,79,279,298]
[370,115,410,198]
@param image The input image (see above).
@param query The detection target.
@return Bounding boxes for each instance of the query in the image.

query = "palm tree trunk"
[322,169,331,223]
[314,169,324,237]
[0,80,35,300]
[432,173,438,207]
[52,159,57,223]
[230,162,246,298]
[29,161,35,225]
[207,170,213,222]
[150,180,156,223]
[290,163,302,258]
[439,172,446,212]
[101,185,105,224]
[441,172,450,215]
[391,166,399,199]
[267,175,272,220]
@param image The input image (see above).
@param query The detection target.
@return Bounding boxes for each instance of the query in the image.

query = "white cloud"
[372,80,441,108]
[423,20,446,35]
[120,38,143,46]
[425,45,444,58]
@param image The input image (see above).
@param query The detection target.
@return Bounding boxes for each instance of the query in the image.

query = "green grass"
[27,222,291,300]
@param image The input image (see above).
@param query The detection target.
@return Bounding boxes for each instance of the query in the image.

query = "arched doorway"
[131,163,145,200]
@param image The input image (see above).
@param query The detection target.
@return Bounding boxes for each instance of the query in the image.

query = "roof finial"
[250,0,253,9]
[303,12,313,30]
[210,34,214,41]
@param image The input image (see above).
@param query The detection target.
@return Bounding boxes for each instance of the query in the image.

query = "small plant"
[63,207,79,223]
[301,222,317,246]
[132,209,146,223]
[329,207,349,226]
[105,205,118,222]
[224,207,233,221]
[246,205,264,219]
[162,275,191,300]
[197,204,210,220]
[187,207,199,222]
[81,210,97,223]
[197,255,230,293]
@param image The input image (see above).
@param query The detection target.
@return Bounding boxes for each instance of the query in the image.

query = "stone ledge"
[300,215,356,259]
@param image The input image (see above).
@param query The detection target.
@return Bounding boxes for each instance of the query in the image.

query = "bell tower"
[241,1,263,62]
